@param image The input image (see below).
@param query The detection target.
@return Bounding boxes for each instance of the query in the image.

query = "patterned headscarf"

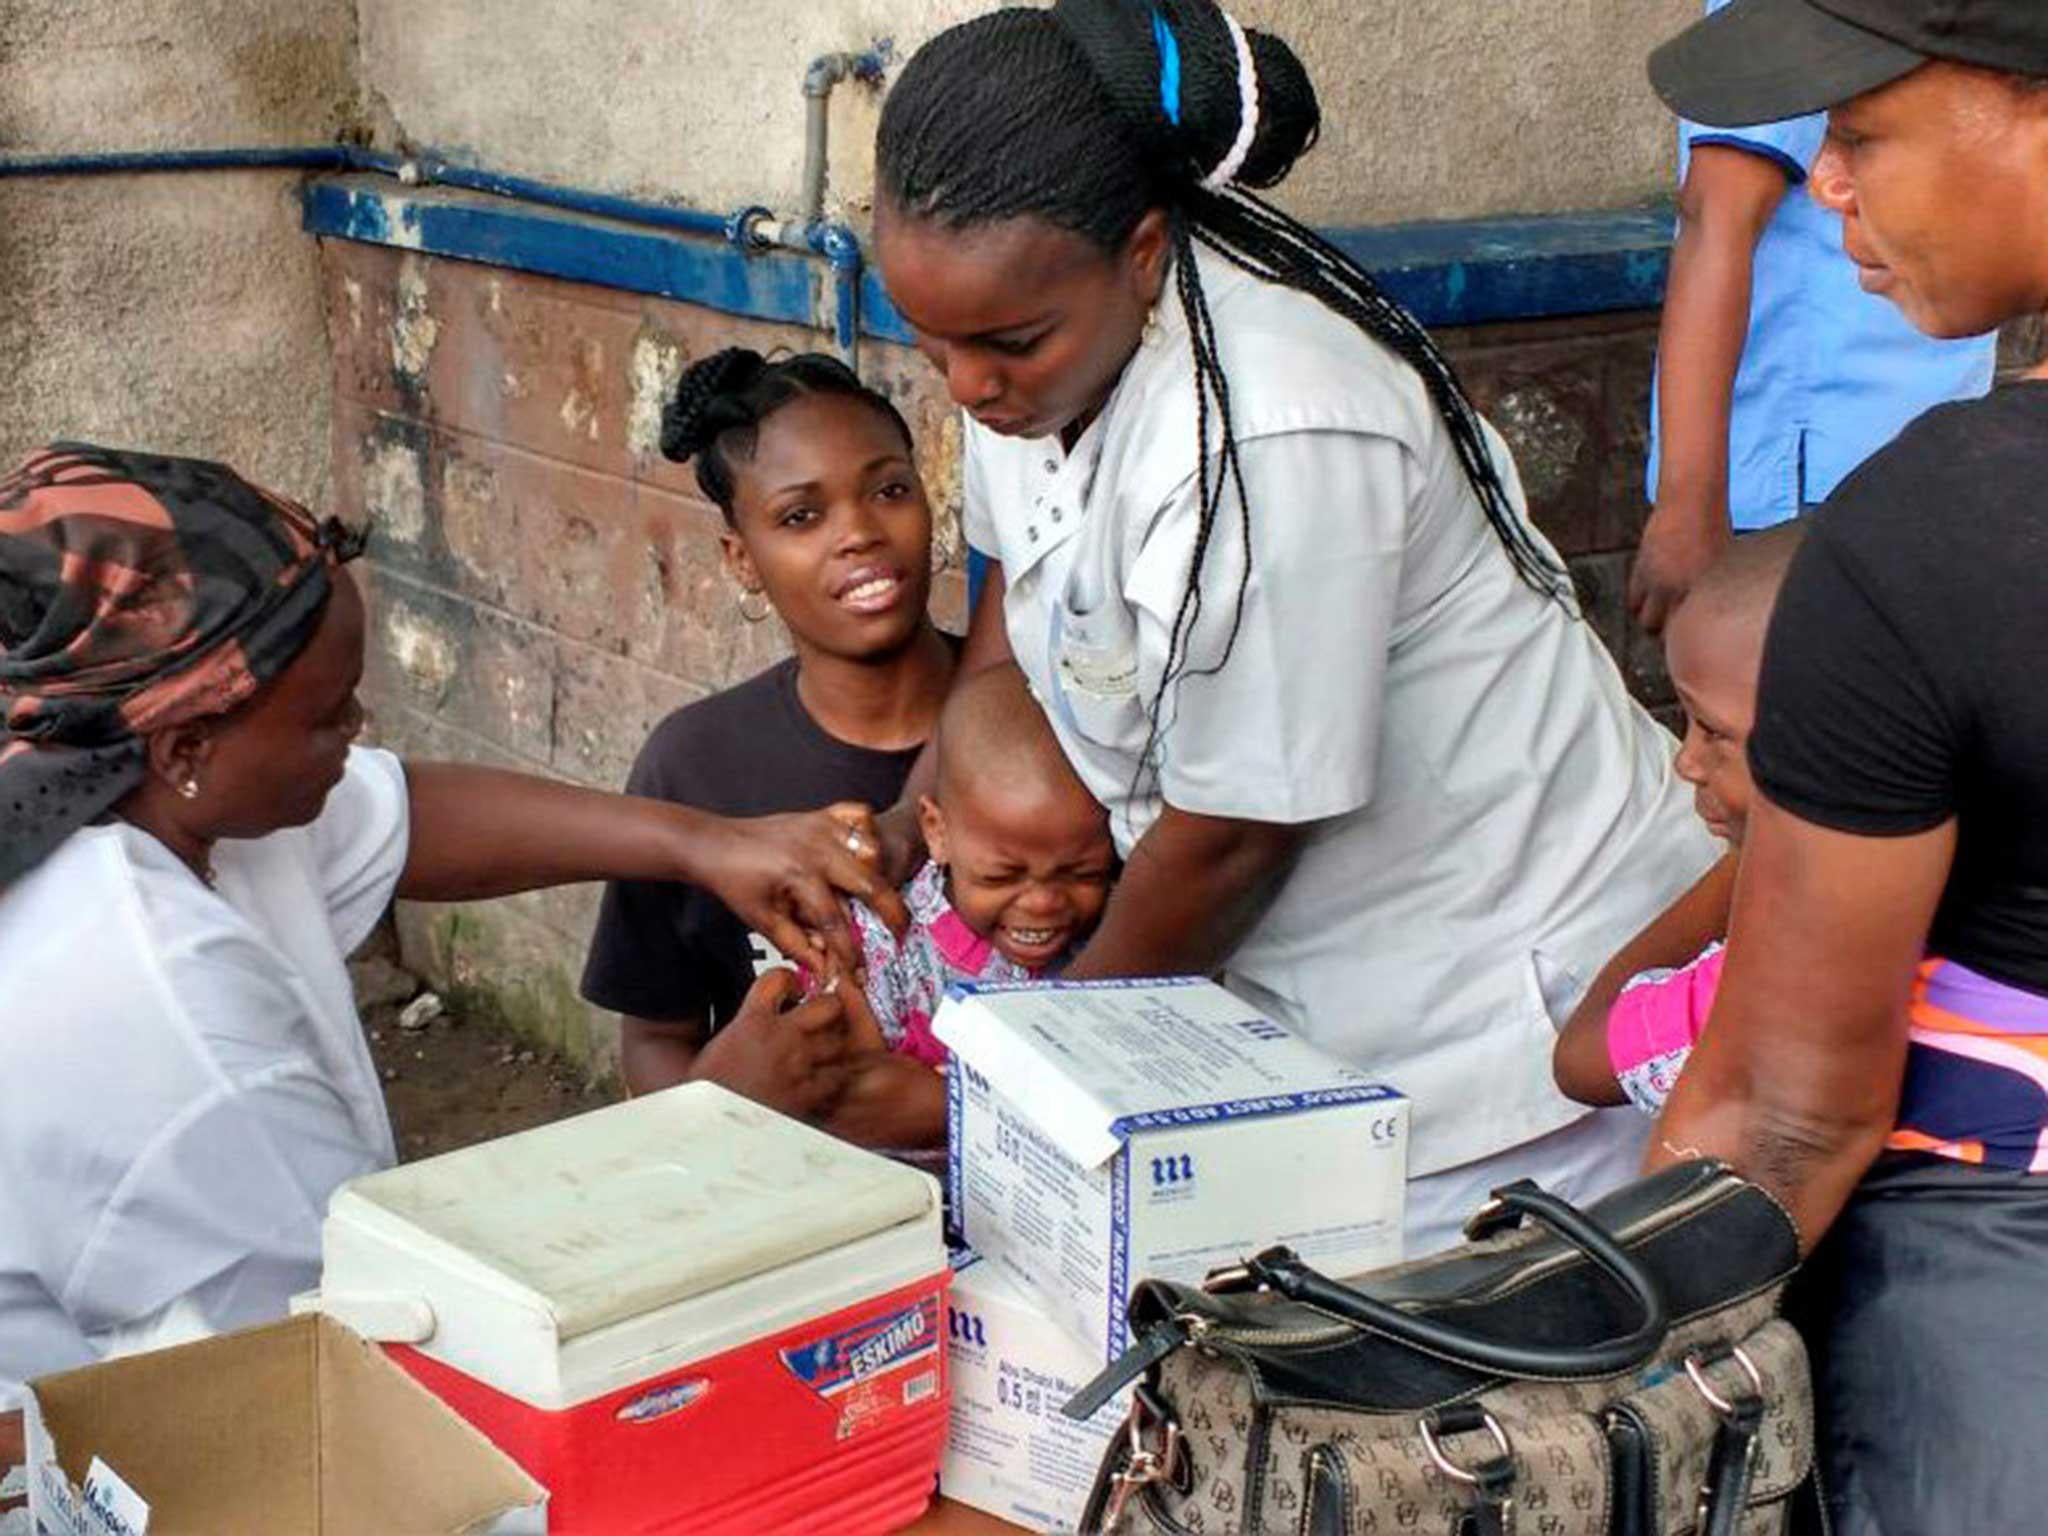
[0,442,363,887]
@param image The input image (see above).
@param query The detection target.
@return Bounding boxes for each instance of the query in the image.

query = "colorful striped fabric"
[0,442,361,887]
[1606,944,2048,1172]
[1889,958,2048,1171]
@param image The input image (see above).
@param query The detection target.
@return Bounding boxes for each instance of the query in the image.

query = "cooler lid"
[325,1082,936,1341]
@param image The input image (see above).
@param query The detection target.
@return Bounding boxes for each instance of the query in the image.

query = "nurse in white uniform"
[0,444,899,1408]
[873,0,1719,1249]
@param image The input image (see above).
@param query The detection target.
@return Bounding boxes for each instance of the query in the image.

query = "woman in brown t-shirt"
[582,350,955,1149]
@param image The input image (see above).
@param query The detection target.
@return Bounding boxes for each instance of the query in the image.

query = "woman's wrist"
[653,799,724,888]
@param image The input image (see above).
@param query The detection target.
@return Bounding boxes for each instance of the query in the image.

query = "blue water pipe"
[0,138,872,363]
[0,146,375,176]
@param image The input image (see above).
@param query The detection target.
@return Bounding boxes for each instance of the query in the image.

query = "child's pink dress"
[1606,941,1724,1113]
[849,861,1041,1068]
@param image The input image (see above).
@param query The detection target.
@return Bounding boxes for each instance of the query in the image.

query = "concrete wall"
[357,0,1696,226]
[0,0,360,502]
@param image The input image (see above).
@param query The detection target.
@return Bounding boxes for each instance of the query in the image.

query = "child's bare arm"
[1555,853,1739,1104]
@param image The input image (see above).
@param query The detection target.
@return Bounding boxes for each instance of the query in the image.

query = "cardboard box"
[938,978,1409,1362]
[23,1313,542,1535]
[940,1248,1126,1534]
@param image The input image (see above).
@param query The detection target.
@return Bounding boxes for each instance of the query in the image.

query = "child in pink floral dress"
[850,662,1115,1099]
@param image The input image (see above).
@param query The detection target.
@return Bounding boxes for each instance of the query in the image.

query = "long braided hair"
[878,1,1572,789]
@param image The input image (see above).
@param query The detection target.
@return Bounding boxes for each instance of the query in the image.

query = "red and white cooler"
[307,1083,951,1534]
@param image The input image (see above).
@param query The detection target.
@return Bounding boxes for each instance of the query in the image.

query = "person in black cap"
[1645,3,2048,1528]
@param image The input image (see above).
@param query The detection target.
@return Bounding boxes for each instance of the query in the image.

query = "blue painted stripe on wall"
[860,271,914,346]
[304,178,820,331]
[306,176,1674,342]
[1326,207,1674,326]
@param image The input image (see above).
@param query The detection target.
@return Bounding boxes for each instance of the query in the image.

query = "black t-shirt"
[1749,380,2048,993]
[580,657,925,1027]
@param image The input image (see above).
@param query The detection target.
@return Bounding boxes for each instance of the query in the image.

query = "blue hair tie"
[1151,9,1183,126]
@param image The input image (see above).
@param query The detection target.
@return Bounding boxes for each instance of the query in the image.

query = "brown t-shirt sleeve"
[580,717,754,1027]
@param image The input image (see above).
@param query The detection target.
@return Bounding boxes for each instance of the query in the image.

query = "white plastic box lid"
[934,976,1397,1167]
[313,1082,945,1409]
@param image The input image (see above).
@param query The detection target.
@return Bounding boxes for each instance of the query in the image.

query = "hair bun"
[661,348,769,463]
[1234,29,1319,189]
[1049,1,1322,195]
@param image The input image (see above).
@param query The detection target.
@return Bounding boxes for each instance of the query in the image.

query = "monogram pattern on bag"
[1609,1317,1812,1533]
[1258,1402,1611,1536]
[1135,1347,1259,1534]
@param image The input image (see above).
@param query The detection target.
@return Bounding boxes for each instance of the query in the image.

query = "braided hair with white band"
[1201,9,1260,191]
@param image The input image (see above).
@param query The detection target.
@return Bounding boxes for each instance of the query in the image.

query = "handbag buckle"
[1204,1244,1298,1295]
[1418,1406,1515,1487]
[1683,1344,1764,1418]
[1101,1385,1189,1528]
[1420,1406,1519,1533]
[1201,1260,1257,1294]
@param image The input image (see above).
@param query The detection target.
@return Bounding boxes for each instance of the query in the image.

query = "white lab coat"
[0,748,407,1404]
[966,249,1719,1189]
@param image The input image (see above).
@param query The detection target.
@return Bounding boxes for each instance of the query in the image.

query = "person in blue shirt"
[1628,0,1995,633]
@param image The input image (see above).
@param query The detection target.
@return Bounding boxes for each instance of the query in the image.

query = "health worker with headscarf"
[0,443,898,1405]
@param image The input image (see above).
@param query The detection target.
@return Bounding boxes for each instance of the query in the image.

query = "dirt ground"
[353,924,622,1162]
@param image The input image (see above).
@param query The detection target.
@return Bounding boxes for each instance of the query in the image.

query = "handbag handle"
[1248,1179,1670,1379]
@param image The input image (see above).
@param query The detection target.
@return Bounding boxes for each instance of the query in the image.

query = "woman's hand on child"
[826,1052,948,1151]
[689,969,859,1120]
[871,800,928,888]
[687,802,908,976]
[835,976,892,1055]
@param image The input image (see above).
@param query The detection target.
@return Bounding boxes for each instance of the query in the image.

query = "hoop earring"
[1141,306,1164,349]
[736,586,773,624]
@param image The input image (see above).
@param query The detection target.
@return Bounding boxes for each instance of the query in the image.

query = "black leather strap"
[1249,1181,1670,1378]
[1302,1445,1351,1536]
[1065,1317,1188,1421]
[1698,1390,1765,1536]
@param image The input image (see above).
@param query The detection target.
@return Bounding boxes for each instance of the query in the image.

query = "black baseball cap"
[1651,0,2048,127]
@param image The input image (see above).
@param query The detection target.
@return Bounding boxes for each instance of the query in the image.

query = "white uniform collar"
[988,248,1253,586]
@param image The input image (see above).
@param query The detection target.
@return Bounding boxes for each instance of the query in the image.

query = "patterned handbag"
[1067,1160,1815,1536]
